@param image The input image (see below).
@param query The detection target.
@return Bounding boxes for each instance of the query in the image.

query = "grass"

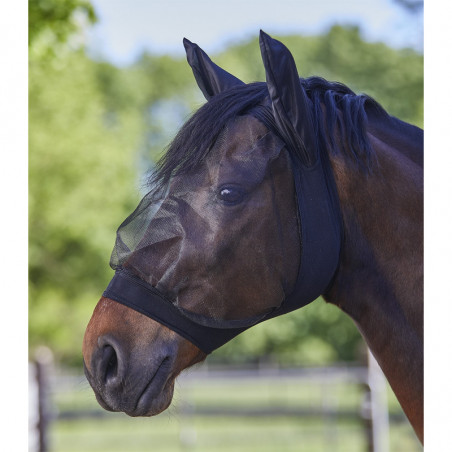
[52,416,368,452]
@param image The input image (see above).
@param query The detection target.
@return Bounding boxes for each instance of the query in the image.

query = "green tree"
[29,51,145,363]
[29,0,96,61]
[28,3,197,364]
[29,0,140,363]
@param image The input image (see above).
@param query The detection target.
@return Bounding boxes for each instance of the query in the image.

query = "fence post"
[361,379,374,452]
[30,347,54,452]
[29,361,39,452]
[367,349,390,452]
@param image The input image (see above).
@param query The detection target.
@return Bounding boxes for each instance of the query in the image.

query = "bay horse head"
[83,32,423,441]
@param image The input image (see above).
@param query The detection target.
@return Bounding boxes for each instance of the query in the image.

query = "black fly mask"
[103,31,342,354]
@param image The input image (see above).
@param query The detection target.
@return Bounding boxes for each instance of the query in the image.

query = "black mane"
[149,77,387,187]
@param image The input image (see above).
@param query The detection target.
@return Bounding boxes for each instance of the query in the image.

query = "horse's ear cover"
[183,38,244,99]
[259,31,317,166]
[103,32,343,354]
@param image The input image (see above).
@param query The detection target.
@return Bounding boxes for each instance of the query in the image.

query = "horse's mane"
[149,77,389,188]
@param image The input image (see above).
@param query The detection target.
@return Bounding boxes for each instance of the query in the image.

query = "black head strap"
[255,31,342,317]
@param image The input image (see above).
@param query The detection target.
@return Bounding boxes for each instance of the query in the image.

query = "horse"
[82,31,423,442]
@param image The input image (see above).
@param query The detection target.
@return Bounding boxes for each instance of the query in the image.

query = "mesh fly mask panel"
[103,33,343,354]
[104,120,301,350]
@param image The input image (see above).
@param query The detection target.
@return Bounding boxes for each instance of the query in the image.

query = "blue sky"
[87,0,423,66]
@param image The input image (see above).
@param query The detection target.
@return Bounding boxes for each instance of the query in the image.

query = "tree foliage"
[29,9,423,366]
[29,0,96,44]
[29,0,96,60]
[214,26,423,127]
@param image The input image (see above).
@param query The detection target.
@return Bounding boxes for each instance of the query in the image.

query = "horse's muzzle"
[82,297,206,416]
[83,333,177,416]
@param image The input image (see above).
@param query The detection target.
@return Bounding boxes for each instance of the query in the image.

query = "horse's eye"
[218,186,245,205]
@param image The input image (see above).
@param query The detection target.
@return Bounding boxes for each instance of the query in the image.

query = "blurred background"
[28,0,424,451]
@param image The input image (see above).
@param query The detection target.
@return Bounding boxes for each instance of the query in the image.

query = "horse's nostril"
[102,344,118,384]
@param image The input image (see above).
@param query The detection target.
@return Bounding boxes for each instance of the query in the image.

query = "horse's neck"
[366,110,424,168]
[324,123,424,441]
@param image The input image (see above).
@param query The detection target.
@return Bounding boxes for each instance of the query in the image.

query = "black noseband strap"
[103,270,251,354]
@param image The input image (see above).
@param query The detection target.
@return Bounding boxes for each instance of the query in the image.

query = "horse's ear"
[259,30,317,166]
[183,38,245,100]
